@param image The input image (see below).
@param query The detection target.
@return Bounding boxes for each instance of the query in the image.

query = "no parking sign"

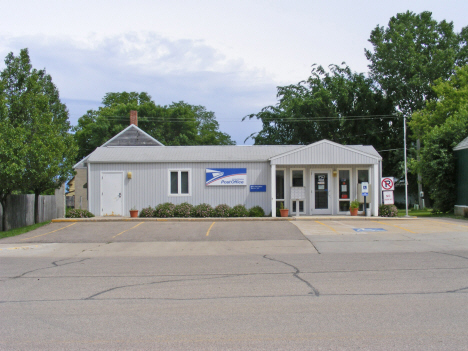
[381,177,394,191]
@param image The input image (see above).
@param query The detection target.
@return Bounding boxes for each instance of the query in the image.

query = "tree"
[0,48,77,224]
[365,11,468,206]
[0,82,27,230]
[244,64,400,176]
[73,92,234,161]
[409,66,468,212]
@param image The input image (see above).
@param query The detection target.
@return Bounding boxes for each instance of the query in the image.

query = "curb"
[52,216,417,223]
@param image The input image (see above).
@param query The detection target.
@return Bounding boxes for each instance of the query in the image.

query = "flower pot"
[280,209,289,217]
[129,210,139,218]
[349,208,358,216]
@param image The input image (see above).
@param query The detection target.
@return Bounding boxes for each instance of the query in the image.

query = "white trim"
[100,171,124,216]
[271,164,276,217]
[337,168,352,214]
[88,162,91,213]
[168,169,192,197]
[290,199,306,215]
[269,139,381,161]
[74,155,90,169]
[101,124,164,147]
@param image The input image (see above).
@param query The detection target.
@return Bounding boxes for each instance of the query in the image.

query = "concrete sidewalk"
[52,215,417,223]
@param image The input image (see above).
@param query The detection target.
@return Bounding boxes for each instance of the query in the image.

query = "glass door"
[311,170,332,215]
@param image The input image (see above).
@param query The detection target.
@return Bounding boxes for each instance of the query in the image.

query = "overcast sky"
[1,0,467,144]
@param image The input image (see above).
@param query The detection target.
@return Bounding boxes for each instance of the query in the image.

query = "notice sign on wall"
[250,185,266,192]
[206,168,247,186]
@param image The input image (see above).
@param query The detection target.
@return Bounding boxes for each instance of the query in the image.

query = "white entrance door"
[101,172,123,216]
[311,170,332,215]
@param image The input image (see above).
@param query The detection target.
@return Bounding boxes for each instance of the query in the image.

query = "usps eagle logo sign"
[206,168,247,186]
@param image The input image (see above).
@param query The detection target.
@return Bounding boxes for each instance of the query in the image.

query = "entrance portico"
[270,140,382,217]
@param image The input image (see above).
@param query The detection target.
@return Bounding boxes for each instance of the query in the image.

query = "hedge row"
[139,203,265,218]
[66,209,95,218]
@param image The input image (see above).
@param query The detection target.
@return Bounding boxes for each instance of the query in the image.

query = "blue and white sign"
[206,168,247,186]
[353,228,386,232]
[361,182,369,196]
[250,185,266,192]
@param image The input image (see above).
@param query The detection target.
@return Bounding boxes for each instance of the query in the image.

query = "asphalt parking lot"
[0,221,306,244]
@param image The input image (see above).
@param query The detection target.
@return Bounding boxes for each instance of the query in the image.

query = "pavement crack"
[432,251,468,260]
[12,258,90,279]
[446,286,468,293]
[84,274,239,300]
[263,255,319,296]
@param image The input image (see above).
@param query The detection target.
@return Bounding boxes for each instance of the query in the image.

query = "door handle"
[118,193,122,198]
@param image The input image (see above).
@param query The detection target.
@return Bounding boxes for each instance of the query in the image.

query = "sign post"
[361,182,369,216]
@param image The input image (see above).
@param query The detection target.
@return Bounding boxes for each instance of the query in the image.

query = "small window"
[169,170,190,195]
[292,200,304,213]
[292,170,303,187]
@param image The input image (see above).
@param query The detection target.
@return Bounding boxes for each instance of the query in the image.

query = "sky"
[1,0,467,144]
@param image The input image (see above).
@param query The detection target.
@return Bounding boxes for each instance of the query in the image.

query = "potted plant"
[129,206,139,218]
[349,199,360,216]
[279,202,289,217]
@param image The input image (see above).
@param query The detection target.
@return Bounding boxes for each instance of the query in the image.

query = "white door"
[101,172,123,216]
[311,170,332,215]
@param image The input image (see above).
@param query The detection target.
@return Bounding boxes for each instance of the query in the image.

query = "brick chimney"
[130,110,138,126]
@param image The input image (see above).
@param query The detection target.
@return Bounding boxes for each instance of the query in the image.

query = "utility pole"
[404,116,409,217]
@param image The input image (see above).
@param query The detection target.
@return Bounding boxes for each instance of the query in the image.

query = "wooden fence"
[0,186,65,231]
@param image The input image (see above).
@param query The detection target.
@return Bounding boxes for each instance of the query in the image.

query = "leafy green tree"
[365,11,468,206]
[0,49,77,224]
[244,64,400,176]
[0,82,27,230]
[409,66,468,212]
[73,92,234,161]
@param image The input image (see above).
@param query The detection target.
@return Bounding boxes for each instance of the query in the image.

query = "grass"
[0,221,51,240]
[397,208,467,220]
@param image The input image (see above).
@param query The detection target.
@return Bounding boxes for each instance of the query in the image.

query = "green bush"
[191,203,214,217]
[379,204,398,217]
[66,209,95,218]
[139,206,155,217]
[230,204,248,217]
[214,204,231,217]
[249,205,265,217]
[154,202,176,217]
[174,202,193,217]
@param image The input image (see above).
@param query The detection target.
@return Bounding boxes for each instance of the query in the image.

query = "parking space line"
[429,220,468,229]
[315,221,338,234]
[206,222,215,236]
[372,220,416,233]
[20,222,77,241]
[111,222,144,239]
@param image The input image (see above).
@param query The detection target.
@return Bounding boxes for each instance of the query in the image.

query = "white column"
[271,163,276,217]
[372,163,379,216]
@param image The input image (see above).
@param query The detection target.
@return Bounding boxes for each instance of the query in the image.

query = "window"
[292,170,304,187]
[292,200,304,213]
[169,170,191,196]
[357,169,370,211]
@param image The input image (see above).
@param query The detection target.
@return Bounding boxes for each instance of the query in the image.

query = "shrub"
[191,203,214,217]
[66,209,95,218]
[249,205,265,217]
[230,204,248,217]
[139,206,155,217]
[379,204,398,217]
[154,202,176,218]
[174,202,193,217]
[214,204,231,217]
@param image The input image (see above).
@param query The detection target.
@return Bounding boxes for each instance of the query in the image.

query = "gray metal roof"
[454,136,468,151]
[87,145,302,163]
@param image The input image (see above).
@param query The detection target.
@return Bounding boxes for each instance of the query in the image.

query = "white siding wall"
[90,162,271,215]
